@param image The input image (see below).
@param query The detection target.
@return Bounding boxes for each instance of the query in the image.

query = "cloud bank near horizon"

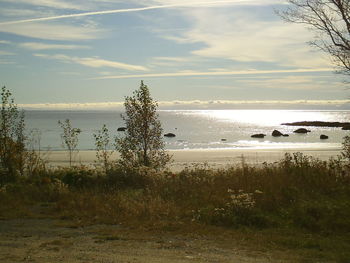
[18,99,350,110]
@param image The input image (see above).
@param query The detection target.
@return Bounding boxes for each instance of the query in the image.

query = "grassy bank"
[1,152,350,261]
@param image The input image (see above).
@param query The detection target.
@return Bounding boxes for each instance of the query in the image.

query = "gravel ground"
[0,218,295,263]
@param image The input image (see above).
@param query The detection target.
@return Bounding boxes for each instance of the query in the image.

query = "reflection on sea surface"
[25,110,350,150]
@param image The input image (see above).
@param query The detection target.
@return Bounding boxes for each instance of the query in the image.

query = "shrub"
[0,86,26,180]
[58,119,81,167]
[93,124,114,173]
[115,81,171,170]
[342,135,350,163]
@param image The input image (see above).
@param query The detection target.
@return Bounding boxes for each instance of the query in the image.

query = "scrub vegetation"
[1,85,350,261]
[1,152,350,261]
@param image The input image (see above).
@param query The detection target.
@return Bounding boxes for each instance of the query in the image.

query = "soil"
[0,218,296,263]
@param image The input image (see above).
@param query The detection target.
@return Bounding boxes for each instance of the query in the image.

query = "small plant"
[227,189,256,209]
[58,119,81,167]
[93,124,114,173]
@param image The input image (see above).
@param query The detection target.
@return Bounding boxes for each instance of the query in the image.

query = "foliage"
[106,165,158,189]
[58,119,81,166]
[93,124,114,173]
[2,152,350,260]
[17,151,346,232]
[1,150,350,261]
[25,129,47,177]
[278,0,350,74]
[115,81,171,170]
[0,86,26,180]
[54,166,103,189]
[341,135,350,162]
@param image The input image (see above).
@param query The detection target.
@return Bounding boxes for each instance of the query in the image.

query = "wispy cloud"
[0,59,15,65]
[141,0,279,5]
[150,56,199,68]
[0,22,102,41]
[93,68,333,80]
[0,8,55,18]
[0,0,280,25]
[19,42,89,50]
[34,53,149,71]
[154,56,189,62]
[163,8,331,68]
[0,51,15,56]
[1,0,345,105]
[1,0,86,11]
[58,71,81,76]
[234,75,345,90]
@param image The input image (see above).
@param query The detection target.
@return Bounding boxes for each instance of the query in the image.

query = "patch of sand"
[44,148,341,171]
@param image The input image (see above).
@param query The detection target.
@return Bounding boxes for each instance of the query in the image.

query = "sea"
[24,110,350,151]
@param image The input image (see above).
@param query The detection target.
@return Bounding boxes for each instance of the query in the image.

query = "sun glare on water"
[195,110,343,126]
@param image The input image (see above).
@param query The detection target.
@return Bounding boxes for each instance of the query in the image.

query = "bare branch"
[278,0,350,74]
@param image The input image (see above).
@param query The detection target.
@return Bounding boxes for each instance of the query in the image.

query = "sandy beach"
[44,147,342,171]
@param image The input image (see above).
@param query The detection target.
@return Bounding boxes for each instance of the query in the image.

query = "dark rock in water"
[282,134,289,137]
[117,127,127,132]
[164,133,176,137]
[251,134,266,138]
[282,121,350,128]
[320,134,329,140]
[293,128,311,134]
[272,130,283,137]
[342,126,350,130]
[221,139,227,141]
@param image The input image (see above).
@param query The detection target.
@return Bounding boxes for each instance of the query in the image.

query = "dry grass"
[1,152,350,261]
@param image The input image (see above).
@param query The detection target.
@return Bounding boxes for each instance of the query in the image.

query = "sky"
[0,0,349,110]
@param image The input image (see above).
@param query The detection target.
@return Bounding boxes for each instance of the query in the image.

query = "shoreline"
[43,147,342,171]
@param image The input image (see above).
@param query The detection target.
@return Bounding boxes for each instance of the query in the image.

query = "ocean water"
[24,110,350,151]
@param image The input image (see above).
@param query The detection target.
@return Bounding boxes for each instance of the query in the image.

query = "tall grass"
[1,152,349,234]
